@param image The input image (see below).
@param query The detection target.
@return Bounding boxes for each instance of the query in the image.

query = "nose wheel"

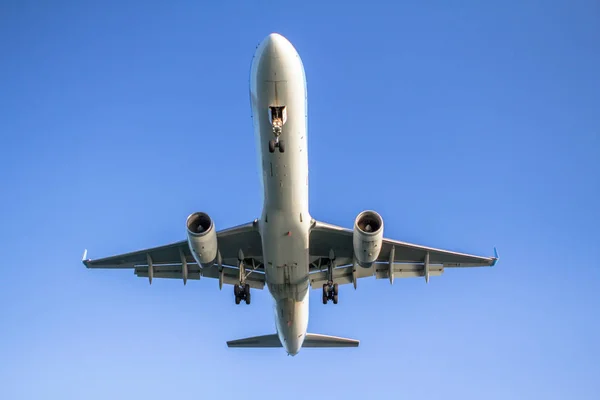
[268,139,285,153]
[268,106,286,153]
[322,282,339,304]
[234,284,251,305]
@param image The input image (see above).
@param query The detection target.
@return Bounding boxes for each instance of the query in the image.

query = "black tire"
[333,294,338,304]
[235,295,241,305]
[234,285,240,297]
[244,283,250,297]
[333,283,339,296]
[322,293,328,304]
[268,140,275,153]
[278,140,285,153]
[245,291,251,305]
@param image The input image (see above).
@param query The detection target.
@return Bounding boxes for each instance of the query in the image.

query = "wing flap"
[309,263,444,288]
[374,263,444,279]
[202,265,265,289]
[134,265,266,289]
[135,271,201,280]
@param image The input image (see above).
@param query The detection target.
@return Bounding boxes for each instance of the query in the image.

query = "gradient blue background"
[1,1,599,399]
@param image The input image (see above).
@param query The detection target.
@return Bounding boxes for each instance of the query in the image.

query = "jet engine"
[186,212,218,266]
[353,210,384,268]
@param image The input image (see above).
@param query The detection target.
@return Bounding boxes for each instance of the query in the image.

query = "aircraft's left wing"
[83,220,266,289]
[309,220,497,288]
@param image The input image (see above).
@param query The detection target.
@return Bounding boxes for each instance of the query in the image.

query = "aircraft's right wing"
[309,220,497,288]
[83,220,266,288]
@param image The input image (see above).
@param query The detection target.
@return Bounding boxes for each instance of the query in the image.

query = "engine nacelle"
[353,210,384,268]
[186,212,218,266]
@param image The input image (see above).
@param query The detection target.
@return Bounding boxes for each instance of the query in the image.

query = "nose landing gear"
[268,106,286,153]
[269,139,285,153]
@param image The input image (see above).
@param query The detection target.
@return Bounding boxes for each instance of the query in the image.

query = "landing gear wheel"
[322,282,339,304]
[234,285,241,304]
[278,140,285,153]
[234,284,251,305]
[268,140,276,153]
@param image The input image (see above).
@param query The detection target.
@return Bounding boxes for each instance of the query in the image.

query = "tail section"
[226,333,359,348]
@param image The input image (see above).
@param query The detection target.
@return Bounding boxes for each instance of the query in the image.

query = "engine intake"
[186,212,218,266]
[353,210,384,268]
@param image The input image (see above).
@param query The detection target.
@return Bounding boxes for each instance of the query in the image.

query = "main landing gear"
[322,282,339,304]
[268,106,286,153]
[322,249,339,304]
[234,283,251,305]
[233,250,253,305]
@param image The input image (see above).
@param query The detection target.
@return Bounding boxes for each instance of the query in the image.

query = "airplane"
[82,33,498,356]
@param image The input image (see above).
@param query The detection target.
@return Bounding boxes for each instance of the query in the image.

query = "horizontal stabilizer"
[226,333,359,348]
[303,333,359,347]
[227,334,281,348]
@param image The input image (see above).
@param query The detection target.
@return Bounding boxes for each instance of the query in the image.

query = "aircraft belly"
[250,33,310,290]
[261,212,309,283]
[249,33,311,354]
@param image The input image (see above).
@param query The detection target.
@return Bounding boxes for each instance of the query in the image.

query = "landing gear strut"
[321,249,338,304]
[233,251,253,305]
[268,106,286,153]
[322,282,339,304]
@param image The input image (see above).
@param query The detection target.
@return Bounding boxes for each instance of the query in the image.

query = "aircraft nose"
[250,32,303,89]
[259,32,294,59]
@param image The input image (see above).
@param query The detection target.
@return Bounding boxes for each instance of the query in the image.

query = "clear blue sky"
[1,1,598,399]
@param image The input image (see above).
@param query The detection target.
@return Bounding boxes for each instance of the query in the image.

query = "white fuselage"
[249,33,311,355]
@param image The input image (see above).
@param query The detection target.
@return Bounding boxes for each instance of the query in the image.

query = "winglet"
[82,249,89,266]
[491,247,499,266]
